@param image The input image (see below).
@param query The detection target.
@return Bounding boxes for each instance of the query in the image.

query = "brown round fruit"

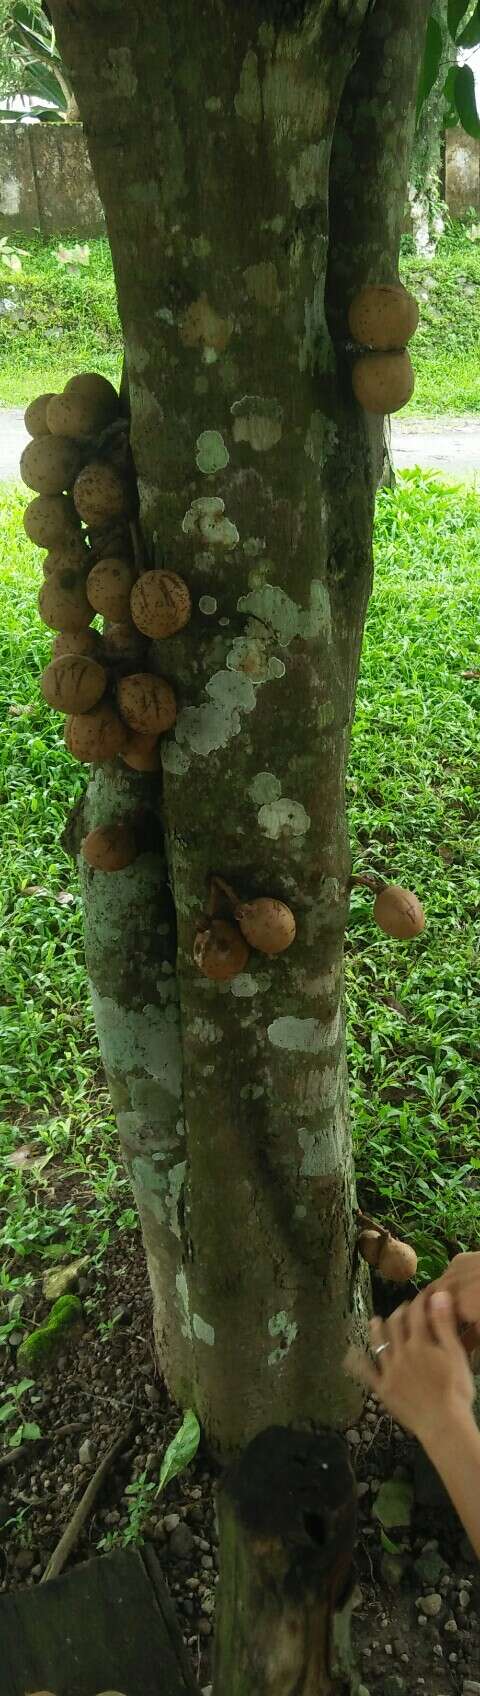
[23,493,79,549]
[73,461,129,527]
[20,435,83,496]
[38,570,92,634]
[42,535,89,575]
[121,733,161,771]
[358,1229,382,1268]
[373,884,425,941]
[64,371,119,412]
[53,629,102,660]
[117,673,177,735]
[81,822,137,872]
[86,557,136,621]
[235,896,296,957]
[47,385,119,441]
[24,391,56,437]
[377,1237,418,1283]
[348,284,419,351]
[130,570,192,638]
[41,655,107,714]
[65,703,128,763]
[352,351,414,415]
[102,623,146,664]
[193,919,249,982]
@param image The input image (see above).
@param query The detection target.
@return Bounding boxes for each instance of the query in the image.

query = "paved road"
[0,406,479,485]
[392,415,480,484]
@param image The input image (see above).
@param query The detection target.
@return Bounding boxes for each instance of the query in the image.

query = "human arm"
[344,1289,480,1558]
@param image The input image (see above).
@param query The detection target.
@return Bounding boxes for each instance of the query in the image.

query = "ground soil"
[1,1224,479,1696]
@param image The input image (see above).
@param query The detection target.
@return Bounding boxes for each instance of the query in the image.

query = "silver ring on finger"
[372,1341,391,1361]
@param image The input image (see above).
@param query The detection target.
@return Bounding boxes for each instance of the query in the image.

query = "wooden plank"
[0,1546,198,1696]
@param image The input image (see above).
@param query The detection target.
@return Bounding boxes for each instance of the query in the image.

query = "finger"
[383,1302,411,1346]
[428,1289,459,1347]
[407,1288,433,1341]
[343,1346,378,1393]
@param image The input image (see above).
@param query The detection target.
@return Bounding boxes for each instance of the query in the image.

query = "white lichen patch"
[176,1267,192,1340]
[257,798,311,841]
[237,580,331,647]
[192,234,211,258]
[226,636,284,684]
[182,495,239,550]
[199,595,218,616]
[91,991,182,1098]
[289,142,329,209]
[193,1313,215,1347]
[195,430,230,475]
[298,1127,330,1178]
[230,973,265,999]
[231,395,283,452]
[248,771,282,805]
[190,1017,222,1044]
[268,1310,298,1368]
[267,1010,341,1053]
[305,411,339,467]
[235,49,262,124]
[165,1161,187,1238]
[243,536,266,557]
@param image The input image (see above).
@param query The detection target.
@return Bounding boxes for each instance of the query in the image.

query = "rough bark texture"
[50,0,429,1457]
[214,1426,357,1694]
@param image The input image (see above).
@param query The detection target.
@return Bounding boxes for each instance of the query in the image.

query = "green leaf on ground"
[157,1409,201,1494]
[372,1480,414,1530]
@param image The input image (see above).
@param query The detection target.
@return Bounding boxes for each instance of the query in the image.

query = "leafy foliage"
[0,1,77,119]
[417,1,480,138]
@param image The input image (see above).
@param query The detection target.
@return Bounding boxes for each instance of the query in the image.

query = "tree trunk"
[50,0,429,1459]
[214,1426,357,1694]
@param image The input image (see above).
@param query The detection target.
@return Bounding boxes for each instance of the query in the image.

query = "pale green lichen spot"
[193,1313,215,1347]
[195,430,230,475]
[248,771,282,805]
[268,1310,298,1368]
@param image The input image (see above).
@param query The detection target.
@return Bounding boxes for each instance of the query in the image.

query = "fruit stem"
[211,873,240,911]
[349,873,385,894]
[357,1209,390,1244]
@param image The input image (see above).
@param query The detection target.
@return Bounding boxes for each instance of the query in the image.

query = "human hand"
[344,1289,475,1450]
[429,1250,480,1329]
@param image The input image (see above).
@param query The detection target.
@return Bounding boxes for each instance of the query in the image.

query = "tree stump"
[214,1426,357,1695]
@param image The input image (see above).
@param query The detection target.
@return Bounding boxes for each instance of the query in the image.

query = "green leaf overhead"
[458,0,480,45]
[454,61,480,135]
[416,15,443,120]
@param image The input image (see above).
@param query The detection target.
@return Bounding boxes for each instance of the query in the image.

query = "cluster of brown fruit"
[357,1215,418,1284]
[348,283,418,415]
[194,876,297,981]
[21,372,192,773]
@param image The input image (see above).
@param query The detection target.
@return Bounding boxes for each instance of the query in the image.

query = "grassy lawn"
[400,222,480,416]
[0,222,479,414]
[0,236,122,408]
[0,471,479,1293]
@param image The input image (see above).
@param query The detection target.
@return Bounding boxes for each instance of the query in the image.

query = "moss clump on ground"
[17,1295,84,1377]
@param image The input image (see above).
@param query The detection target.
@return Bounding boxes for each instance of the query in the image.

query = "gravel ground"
[1,1226,479,1695]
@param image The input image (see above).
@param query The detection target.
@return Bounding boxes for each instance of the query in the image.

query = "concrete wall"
[0,123,105,237]
[0,121,479,240]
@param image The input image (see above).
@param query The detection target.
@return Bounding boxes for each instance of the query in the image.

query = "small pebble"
[357,1481,369,1499]
[444,1617,458,1634]
[201,1594,215,1616]
[198,1536,210,1551]
[416,1593,442,1617]
[163,1513,180,1533]
[198,1618,212,1636]
[346,1428,361,1447]
[418,1615,427,1626]
[458,1588,471,1609]
[433,1644,444,1658]
[78,1437,95,1466]
[144,1382,160,1404]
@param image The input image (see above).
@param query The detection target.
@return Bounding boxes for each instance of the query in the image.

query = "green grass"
[0,236,122,407]
[0,472,479,1289]
[0,485,135,1305]
[0,221,479,414]
[400,221,480,415]
[349,470,480,1275]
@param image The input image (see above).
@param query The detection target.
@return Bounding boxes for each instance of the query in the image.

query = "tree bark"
[214,1426,357,1694]
[50,0,429,1457]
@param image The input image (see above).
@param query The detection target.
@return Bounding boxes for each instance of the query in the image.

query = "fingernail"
[430,1291,451,1311]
